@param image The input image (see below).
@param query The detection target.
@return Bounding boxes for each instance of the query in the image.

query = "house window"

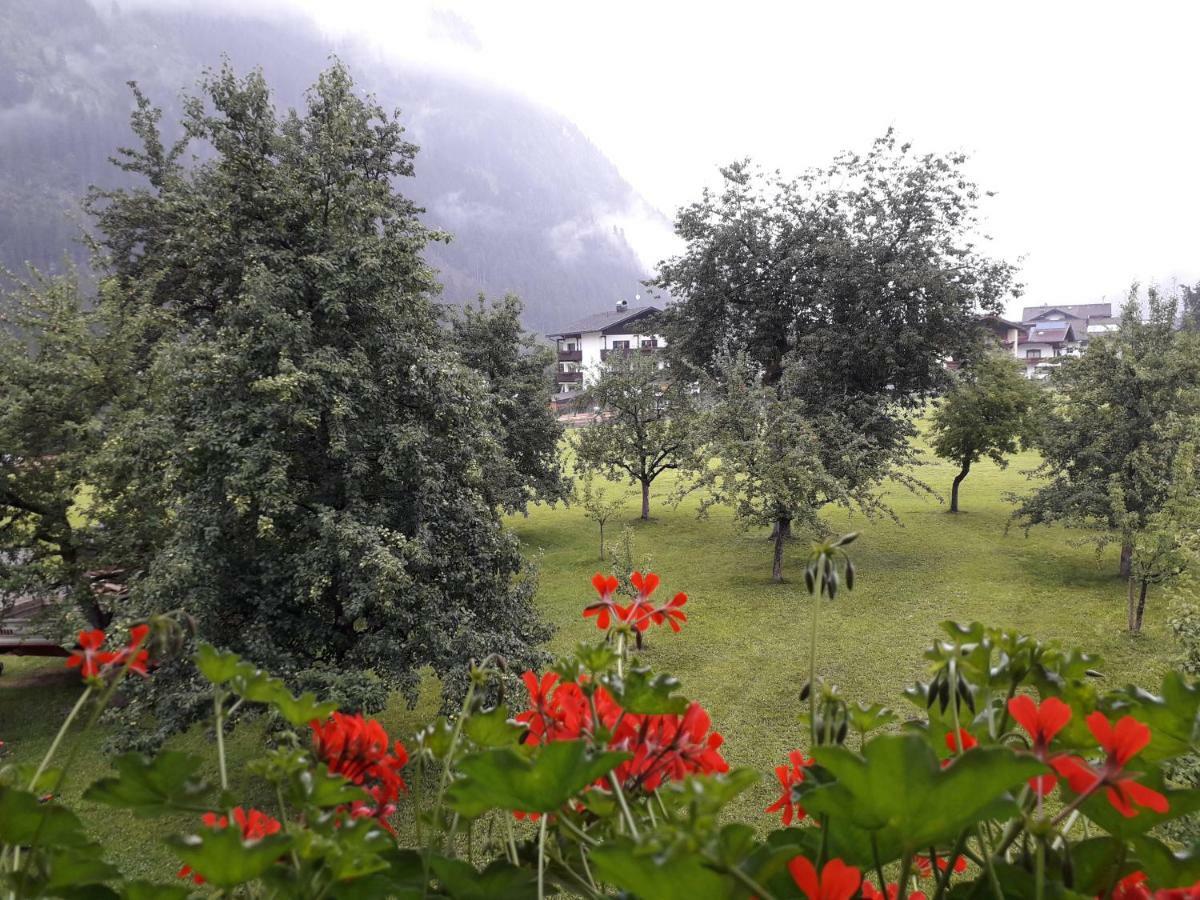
[641,338,658,349]
[1026,349,1042,359]
[611,340,630,350]
[566,342,577,351]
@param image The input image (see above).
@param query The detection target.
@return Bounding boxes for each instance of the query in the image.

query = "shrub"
[4,540,1200,899]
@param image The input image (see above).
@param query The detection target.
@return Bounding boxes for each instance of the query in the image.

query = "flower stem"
[608,771,640,839]
[214,690,229,794]
[26,685,92,791]
[537,814,547,900]
[808,586,819,749]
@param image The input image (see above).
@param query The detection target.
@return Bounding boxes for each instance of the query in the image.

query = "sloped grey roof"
[1025,323,1075,342]
[1022,303,1113,323]
[546,305,661,338]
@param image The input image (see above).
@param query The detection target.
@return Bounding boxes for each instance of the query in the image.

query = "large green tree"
[75,63,550,739]
[1013,287,1200,579]
[930,352,1044,513]
[573,352,696,520]
[449,295,568,513]
[0,269,127,628]
[655,132,1016,567]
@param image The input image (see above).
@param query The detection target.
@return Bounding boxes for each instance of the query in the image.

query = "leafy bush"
[4,539,1200,899]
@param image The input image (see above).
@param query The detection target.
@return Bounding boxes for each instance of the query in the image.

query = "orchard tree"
[449,294,568,513]
[691,356,901,582]
[654,131,1017,549]
[1122,424,1200,632]
[573,352,696,520]
[1013,287,1200,578]
[578,474,629,561]
[930,352,1043,513]
[82,63,550,741]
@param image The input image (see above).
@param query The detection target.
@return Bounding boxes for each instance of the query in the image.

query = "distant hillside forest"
[0,0,661,330]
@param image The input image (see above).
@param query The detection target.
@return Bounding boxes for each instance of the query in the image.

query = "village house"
[546,301,667,407]
[1017,302,1117,377]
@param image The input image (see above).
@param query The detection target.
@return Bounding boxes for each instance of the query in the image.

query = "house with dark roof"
[1018,303,1117,377]
[545,301,666,402]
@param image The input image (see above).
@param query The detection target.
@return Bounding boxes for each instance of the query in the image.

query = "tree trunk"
[598,522,605,561]
[1127,577,1137,631]
[1134,579,1150,632]
[640,480,650,521]
[950,460,971,513]
[1119,540,1134,578]
[771,518,787,582]
[769,517,793,541]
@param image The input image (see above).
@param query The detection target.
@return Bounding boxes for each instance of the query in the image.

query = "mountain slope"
[0,0,664,330]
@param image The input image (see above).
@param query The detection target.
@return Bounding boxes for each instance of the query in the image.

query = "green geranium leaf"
[120,882,192,900]
[589,839,732,900]
[604,668,689,715]
[1069,837,1126,895]
[464,705,526,747]
[273,689,340,728]
[83,751,211,817]
[296,763,369,809]
[430,856,539,900]
[1108,672,1200,762]
[447,741,628,816]
[0,786,92,848]
[195,643,242,684]
[44,845,122,889]
[168,827,294,888]
[803,734,1042,862]
[1076,779,1200,838]
[1129,835,1200,889]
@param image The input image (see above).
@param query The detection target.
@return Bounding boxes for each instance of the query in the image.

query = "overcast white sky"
[156,0,1200,317]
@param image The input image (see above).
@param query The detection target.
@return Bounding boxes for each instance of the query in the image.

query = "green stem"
[933,831,969,900]
[1035,836,1045,900]
[214,690,229,794]
[608,772,640,839]
[538,815,547,900]
[27,685,93,791]
[808,587,819,749]
[615,631,626,679]
[895,854,912,900]
[870,832,887,895]
[975,826,1005,900]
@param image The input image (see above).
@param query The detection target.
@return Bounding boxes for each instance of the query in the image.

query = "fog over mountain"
[0,0,667,330]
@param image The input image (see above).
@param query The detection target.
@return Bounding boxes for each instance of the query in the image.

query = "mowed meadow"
[0,431,1175,877]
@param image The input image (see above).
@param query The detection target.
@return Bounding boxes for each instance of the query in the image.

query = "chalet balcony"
[556,370,583,384]
[600,346,658,360]
[557,349,582,362]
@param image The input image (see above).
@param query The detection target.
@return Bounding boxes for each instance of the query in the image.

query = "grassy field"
[0,438,1176,879]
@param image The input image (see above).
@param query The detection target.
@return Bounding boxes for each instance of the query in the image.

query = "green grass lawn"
[0,439,1175,879]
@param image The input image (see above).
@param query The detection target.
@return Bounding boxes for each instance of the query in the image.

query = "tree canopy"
[930,352,1043,512]
[1013,287,1200,580]
[654,132,1016,576]
[2,62,557,744]
[573,352,697,520]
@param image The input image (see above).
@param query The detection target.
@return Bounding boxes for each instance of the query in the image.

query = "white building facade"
[547,303,666,398]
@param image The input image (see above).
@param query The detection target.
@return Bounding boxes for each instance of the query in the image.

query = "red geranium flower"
[1109,871,1151,900]
[630,571,660,600]
[1050,713,1168,818]
[941,728,977,767]
[112,624,151,676]
[765,750,812,826]
[178,807,281,883]
[1009,695,1071,794]
[65,629,117,681]
[584,573,622,629]
[649,592,688,632]
[788,857,861,900]
[310,712,408,827]
[914,854,967,878]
